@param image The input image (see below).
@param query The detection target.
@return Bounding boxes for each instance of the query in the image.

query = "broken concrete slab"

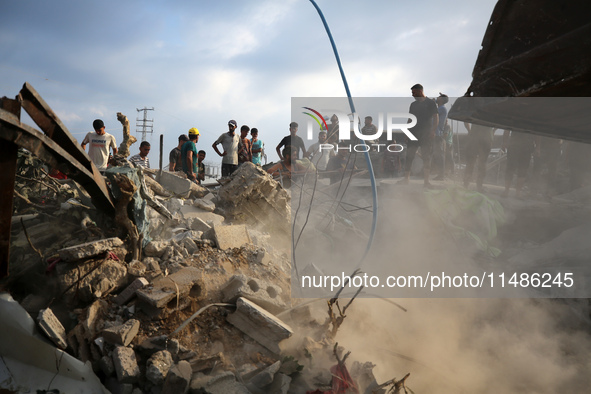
[217,162,290,234]
[158,171,194,196]
[226,297,293,354]
[144,241,169,258]
[212,224,251,250]
[136,267,202,309]
[37,308,67,349]
[190,371,251,394]
[114,277,149,306]
[248,360,281,389]
[221,274,286,313]
[57,237,124,261]
[112,346,141,384]
[146,350,174,385]
[56,258,128,303]
[161,360,192,394]
[180,205,224,227]
[192,198,215,212]
[102,319,140,347]
[268,372,292,394]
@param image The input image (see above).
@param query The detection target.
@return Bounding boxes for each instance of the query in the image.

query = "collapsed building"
[0,83,415,394]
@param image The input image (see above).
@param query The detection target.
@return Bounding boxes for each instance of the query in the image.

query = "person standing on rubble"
[197,150,206,183]
[463,122,496,192]
[213,120,240,177]
[397,84,438,188]
[276,122,307,161]
[129,141,151,168]
[237,125,252,166]
[182,128,200,182]
[251,128,264,166]
[432,93,449,181]
[81,119,118,173]
[169,134,189,171]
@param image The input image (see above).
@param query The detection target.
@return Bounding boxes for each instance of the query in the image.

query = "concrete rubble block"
[37,308,67,349]
[146,350,174,385]
[162,360,192,394]
[226,297,293,354]
[192,198,215,212]
[180,205,225,227]
[144,240,169,258]
[57,237,124,261]
[212,224,251,250]
[217,162,291,234]
[56,258,128,303]
[112,346,141,383]
[127,260,146,278]
[114,277,150,306]
[158,171,194,196]
[187,216,212,233]
[221,274,286,313]
[248,361,282,390]
[100,355,115,376]
[190,371,251,394]
[136,267,203,309]
[103,318,140,347]
[83,299,108,339]
[268,372,292,394]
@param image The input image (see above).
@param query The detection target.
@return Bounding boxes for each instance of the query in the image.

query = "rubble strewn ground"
[3,149,398,394]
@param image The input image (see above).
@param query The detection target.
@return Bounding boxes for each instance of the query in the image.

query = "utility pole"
[136,107,154,142]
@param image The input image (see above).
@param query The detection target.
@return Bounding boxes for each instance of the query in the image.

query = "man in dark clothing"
[169,134,189,171]
[398,83,438,188]
[276,122,307,160]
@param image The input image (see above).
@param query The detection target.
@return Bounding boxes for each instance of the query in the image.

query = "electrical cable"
[307,0,379,272]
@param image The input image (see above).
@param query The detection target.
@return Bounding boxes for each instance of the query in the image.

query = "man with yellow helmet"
[182,127,200,182]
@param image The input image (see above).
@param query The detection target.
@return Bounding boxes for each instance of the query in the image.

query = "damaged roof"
[449,0,591,143]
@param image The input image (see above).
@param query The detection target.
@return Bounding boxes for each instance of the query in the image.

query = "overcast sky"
[1,0,497,164]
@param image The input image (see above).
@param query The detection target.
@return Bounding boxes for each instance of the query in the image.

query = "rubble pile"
[2,147,396,394]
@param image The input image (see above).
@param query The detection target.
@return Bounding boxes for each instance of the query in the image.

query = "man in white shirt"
[307,131,334,171]
[81,119,118,172]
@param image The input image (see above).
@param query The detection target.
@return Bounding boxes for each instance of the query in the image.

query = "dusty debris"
[217,162,291,234]
[37,307,68,349]
[57,237,124,261]
[226,297,294,354]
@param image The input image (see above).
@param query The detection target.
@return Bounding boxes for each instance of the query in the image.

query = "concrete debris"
[190,371,251,394]
[102,318,140,347]
[114,277,150,305]
[57,237,124,261]
[217,162,291,234]
[226,297,293,354]
[137,266,202,308]
[146,350,174,385]
[192,197,216,212]
[112,346,141,383]
[137,335,180,357]
[181,204,225,227]
[37,307,68,349]
[162,360,192,394]
[221,274,286,313]
[248,360,281,390]
[56,257,128,303]
[211,224,251,250]
[157,171,208,199]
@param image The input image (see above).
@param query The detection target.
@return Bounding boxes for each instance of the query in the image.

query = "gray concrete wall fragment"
[112,346,140,383]
[226,297,293,354]
[37,308,67,349]
[102,319,140,347]
[57,237,124,261]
